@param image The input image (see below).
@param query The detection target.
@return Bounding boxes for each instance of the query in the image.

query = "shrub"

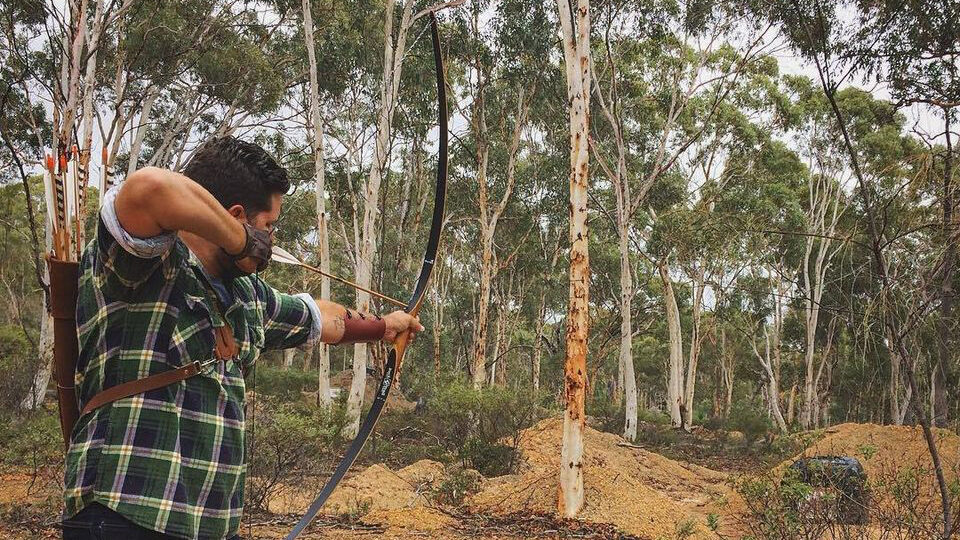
[379,381,545,477]
[638,408,671,426]
[0,410,63,534]
[586,392,625,435]
[245,397,347,511]
[367,410,450,467]
[0,410,63,494]
[431,467,482,506]
[725,397,773,443]
[736,462,960,539]
[0,325,38,411]
[249,364,319,401]
[432,382,545,476]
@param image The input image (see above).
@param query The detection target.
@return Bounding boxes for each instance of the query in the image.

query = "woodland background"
[0,0,958,538]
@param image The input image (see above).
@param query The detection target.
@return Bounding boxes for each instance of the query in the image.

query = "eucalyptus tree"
[770,75,851,429]
[138,5,292,170]
[758,1,955,532]
[590,0,778,432]
[2,0,91,409]
[301,0,460,436]
[441,0,553,389]
[555,0,590,518]
[715,132,807,432]
[846,1,959,429]
[0,0,51,307]
[292,0,375,403]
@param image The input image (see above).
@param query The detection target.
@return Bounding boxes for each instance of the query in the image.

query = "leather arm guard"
[223,222,272,271]
[335,311,386,344]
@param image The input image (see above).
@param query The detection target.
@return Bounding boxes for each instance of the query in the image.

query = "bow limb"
[283,13,447,540]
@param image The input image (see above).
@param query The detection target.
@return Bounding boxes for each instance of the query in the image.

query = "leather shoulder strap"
[81,282,238,417]
[80,361,203,416]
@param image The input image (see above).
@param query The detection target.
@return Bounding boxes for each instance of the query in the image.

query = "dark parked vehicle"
[787,456,870,524]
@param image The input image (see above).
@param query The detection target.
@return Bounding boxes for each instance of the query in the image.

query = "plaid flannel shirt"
[63,186,322,539]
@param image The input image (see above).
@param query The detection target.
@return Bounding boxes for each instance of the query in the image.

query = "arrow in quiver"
[43,140,85,449]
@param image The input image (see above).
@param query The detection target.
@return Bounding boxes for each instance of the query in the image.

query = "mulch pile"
[783,422,960,477]
[779,422,960,509]
[466,417,742,539]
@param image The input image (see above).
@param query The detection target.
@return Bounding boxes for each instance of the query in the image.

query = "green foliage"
[245,397,346,511]
[430,381,545,476]
[333,497,372,523]
[706,512,720,531]
[736,476,806,538]
[673,517,697,539]
[250,364,320,401]
[738,463,955,538]
[857,444,878,461]
[586,392,625,435]
[370,380,547,477]
[431,467,482,506]
[0,325,37,411]
[725,397,773,443]
[0,408,63,493]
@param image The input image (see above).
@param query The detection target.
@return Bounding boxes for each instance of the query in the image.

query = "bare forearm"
[115,167,245,253]
[317,299,349,343]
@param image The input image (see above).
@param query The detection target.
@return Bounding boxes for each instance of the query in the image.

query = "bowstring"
[247,269,261,539]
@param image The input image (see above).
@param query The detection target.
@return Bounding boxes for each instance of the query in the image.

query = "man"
[60,137,422,539]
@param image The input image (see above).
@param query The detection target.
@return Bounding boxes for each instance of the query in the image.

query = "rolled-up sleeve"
[96,185,178,294]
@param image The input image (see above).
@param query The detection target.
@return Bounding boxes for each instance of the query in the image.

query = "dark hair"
[183,136,289,216]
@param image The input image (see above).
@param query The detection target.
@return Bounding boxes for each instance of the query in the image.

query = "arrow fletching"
[271,245,302,266]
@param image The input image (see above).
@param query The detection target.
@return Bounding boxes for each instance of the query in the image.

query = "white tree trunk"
[302,0,332,408]
[21,312,54,410]
[532,291,547,392]
[345,0,419,437]
[682,266,705,427]
[619,223,637,440]
[471,224,493,388]
[719,328,734,417]
[659,262,684,428]
[430,257,451,379]
[556,0,590,519]
[749,327,788,433]
[800,170,842,429]
[470,86,528,389]
[75,0,107,247]
[125,86,158,177]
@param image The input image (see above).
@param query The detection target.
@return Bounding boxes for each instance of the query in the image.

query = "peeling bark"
[556,0,590,519]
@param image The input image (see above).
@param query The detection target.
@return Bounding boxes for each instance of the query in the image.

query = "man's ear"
[226,204,246,220]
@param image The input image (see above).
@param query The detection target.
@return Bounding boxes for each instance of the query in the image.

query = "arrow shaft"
[293,260,406,308]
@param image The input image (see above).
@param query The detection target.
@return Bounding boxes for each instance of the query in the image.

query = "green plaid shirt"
[63,187,322,539]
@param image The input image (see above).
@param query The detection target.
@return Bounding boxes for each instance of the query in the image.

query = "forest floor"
[1,418,957,539]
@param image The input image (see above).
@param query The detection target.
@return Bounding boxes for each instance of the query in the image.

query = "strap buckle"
[196,358,218,375]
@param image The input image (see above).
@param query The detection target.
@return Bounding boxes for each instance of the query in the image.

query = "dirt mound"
[397,459,448,485]
[321,463,428,515]
[782,422,960,488]
[363,506,456,531]
[467,417,741,539]
[316,459,462,532]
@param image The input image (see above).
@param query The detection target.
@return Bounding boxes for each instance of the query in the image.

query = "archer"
[59,136,423,540]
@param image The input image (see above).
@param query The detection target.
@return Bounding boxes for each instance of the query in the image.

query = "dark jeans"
[61,503,241,540]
